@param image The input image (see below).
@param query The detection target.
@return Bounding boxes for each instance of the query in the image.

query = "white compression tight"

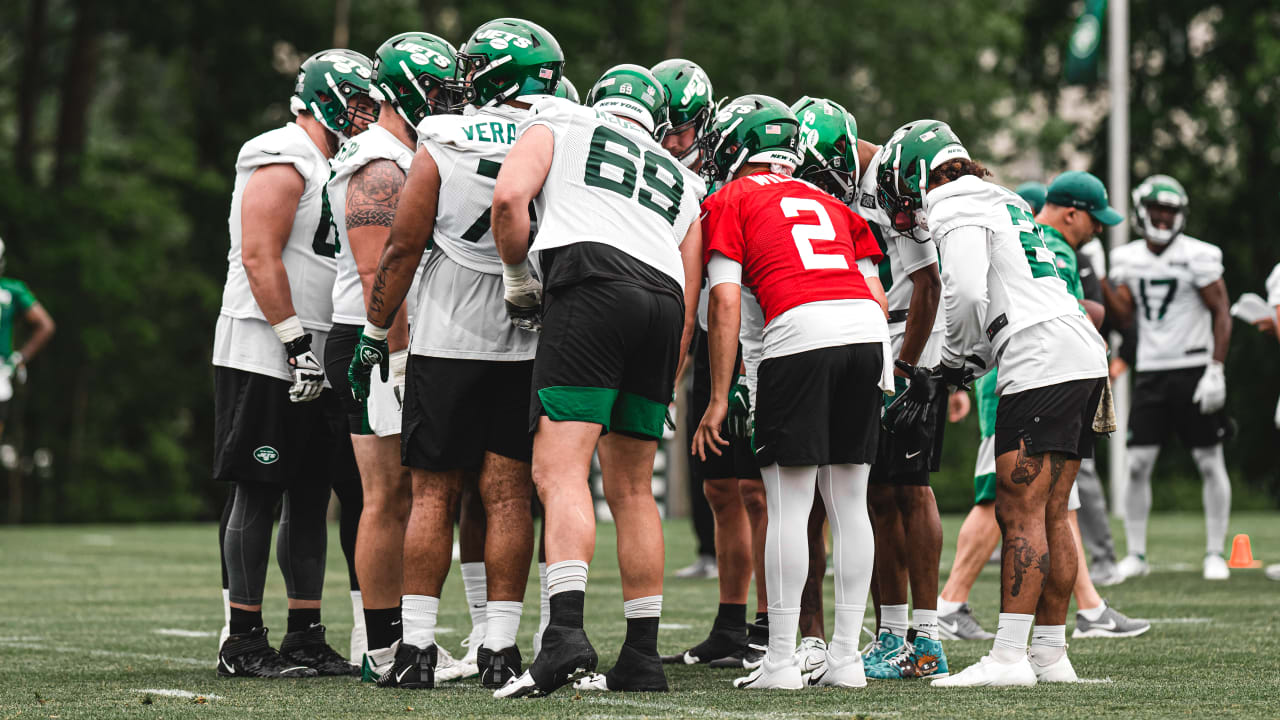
[761,463,874,662]
[1125,443,1231,556]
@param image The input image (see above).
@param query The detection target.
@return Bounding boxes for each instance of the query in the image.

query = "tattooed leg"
[995,439,1053,615]
[1036,453,1080,626]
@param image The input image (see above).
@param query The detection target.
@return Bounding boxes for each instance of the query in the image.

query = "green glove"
[726,375,751,440]
[347,323,390,402]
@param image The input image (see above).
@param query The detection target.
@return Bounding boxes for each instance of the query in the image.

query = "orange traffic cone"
[1227,534,1262,569]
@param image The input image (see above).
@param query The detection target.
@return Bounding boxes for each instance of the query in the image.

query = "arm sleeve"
[701,192,746,265]
[937,225,991,368]
[707,251,743,288]
[856,257,876,278]
[1190,243,1224,288]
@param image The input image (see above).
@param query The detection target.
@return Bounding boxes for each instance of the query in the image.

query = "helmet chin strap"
[678,146,700,168]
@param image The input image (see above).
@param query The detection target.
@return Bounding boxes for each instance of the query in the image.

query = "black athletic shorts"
[401,354,534,471]
[323,323,370,435]
[995,377,1105,460]
[1129,366,1230,448]
[869,377,945,486]
[754,342,883,467]
[531,279,682,441]
[687,328,761,481]
[212,366,354,485]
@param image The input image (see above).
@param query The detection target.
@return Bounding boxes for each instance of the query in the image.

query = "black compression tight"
[223,479,331,605]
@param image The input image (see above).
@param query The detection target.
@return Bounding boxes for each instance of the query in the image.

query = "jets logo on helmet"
[473,28,533,50]
[875,119,968,233]
[791,96,859,204]
[1132,173,1188,246]
[699,94,801,185]
[651,59,715,168]
[291,49,378,138]
[371,32,462,125]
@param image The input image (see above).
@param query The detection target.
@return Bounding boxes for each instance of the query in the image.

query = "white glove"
[1191,360,1226,414]
[389,349,408,411]
[502,260,544,333]
[273,316,324,403]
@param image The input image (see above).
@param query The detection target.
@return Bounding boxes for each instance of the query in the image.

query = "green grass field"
[2,513,1278,719]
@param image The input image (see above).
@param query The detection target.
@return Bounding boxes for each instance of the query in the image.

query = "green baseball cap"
[1045,171,1123,225]
[1014,181,1047,214]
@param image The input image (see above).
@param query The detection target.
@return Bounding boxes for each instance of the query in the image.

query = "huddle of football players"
[211,12,1239,696]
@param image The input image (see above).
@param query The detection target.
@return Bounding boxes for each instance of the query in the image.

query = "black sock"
[287,608,321,633]
[364,606,402,651]
[714,603,747,630]
[754,611,769,626]
[550,591,585,629]
[623,617,659,654]
[229,607,262,635]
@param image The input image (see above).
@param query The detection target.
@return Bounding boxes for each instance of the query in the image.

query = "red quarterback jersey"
[702,172,884,325]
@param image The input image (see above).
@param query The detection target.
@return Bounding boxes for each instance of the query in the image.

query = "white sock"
[534,562,550,656]
[760,463,819,662]
[461,562,488,630]
[1078,601,1107,622]
[1030,624,1067,664]
[222,589,231,627]
[350,590,364,625]
[991,612,1034,664]
[484,600,522,650]
[623,595,663,618]
[546,560,589,596]
[830,603,865,660]
[1124,446,1159,557]
[401,595,439,648]
[880,603,909,638]
[937,597,964,616]
[1192,444,1232,556]
[913,608,939,641]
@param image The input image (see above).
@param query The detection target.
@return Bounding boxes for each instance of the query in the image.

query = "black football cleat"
[574,642,669,692]
[218,627,317,678]
[279,624,358,676]
[661,620,746,665]
[478,645,523,689]
[493,625,597,699]
[376,641,436,689]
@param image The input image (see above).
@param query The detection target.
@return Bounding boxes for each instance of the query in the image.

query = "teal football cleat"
[867,630,949,679]
[861,630,905,673]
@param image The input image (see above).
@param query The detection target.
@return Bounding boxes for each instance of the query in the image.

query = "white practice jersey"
[522,98,706,287]
[1267,263,1280,309]
[1110,234,1223,372]
[854,146,945,339]
[328,125,415,326]
[215,123,335,380]
[927,175,1102,391]
[417,105,528,274]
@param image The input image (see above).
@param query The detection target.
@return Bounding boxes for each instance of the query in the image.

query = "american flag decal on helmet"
[539,68,554,79]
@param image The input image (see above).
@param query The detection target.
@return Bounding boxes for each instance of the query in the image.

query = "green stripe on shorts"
[974,472,997,504]
[611,391,668,440]
[538,386,619,429]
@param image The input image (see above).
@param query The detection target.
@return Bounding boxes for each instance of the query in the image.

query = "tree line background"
[0,0,1276,522]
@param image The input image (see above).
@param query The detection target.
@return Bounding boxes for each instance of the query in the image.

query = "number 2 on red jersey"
[779,197,849,271]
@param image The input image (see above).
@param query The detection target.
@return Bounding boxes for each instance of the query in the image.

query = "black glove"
[884,360,938,437]
[936,362,974,392]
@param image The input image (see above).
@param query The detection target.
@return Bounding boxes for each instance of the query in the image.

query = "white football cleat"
[931,654,1036,688]
[1117,554,1150,579]
[1029,649,1078,682]
[805,650,865,688]
[1203,553,1230,581]
[795,636,827,674]
[360,642,397,681]
[434,644,470,682]
[733,654,803,690]
[456,624,484,679]
[350,622,367,670]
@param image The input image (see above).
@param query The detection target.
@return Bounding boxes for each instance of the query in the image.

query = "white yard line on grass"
[0,640,206,666]
[133,689,222,700]
[1146,617,1212,624]
[154,628,217,638]
[1076,678,1115,684]
[584,696,899,719]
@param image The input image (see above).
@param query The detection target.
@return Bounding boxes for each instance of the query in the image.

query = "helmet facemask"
[1135,200,1185,246]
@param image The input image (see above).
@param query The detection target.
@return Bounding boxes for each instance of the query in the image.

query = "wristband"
[390,349,409,376]
[362,321,389,342]
[272,315,304,344]
[502,260,532,286]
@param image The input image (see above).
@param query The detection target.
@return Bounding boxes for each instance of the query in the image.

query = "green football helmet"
[1015,181,1048,214]
[453,18,564,108]
[651,59,714,167]
[875,119,969,232]
[699,94,801,185]
[585,64,671,139]
[1132,173,1188,245]
[291,49,378,138]
[791,96,859,204]
[554,77,580,103]
[371,32,463,126]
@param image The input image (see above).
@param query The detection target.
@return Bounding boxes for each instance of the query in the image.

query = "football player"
[1266,263,1280,581]
[843,118,950,680]
[322,32,471,681]
[489,64,706,697]
[348,18,563,690]
[695,95,889,690]
[874,123,1109,688]
[651,58,770,671]
[1102,175,1234,581]
[213,49,377,678]
[0,238,55,441]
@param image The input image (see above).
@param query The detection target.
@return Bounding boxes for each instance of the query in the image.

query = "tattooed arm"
[348,159,410,350]
[367,146,440,330]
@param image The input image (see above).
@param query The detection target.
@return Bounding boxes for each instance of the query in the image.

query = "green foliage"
[0,0,1274,520]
